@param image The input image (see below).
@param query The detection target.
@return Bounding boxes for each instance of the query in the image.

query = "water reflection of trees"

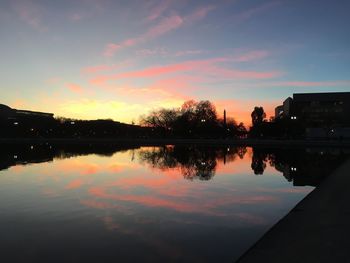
[138,146,247,181]
[251,148,268,175]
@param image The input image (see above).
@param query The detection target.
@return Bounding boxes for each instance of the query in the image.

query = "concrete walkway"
[237,159,350,263]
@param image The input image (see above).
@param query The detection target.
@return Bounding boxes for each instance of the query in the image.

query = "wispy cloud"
[104,15,183,57]
[229,1,281,25]
[146,0,173,21]
[103,5,214,57]
[233,50,269,62]
[184,5,215,23]
[12,0,48,32]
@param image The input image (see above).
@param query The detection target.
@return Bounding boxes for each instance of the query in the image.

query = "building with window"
[274,92,350,138]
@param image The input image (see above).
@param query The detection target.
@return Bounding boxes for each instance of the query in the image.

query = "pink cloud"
[66,83,84,93]
[144,15,183,39]
[90,76,109,85]
[91,57,280,85]
[184,5,215,23]
[231,1,281,24]
[233,50,269,62]
[146,0,173,21]
[104,43,122,57]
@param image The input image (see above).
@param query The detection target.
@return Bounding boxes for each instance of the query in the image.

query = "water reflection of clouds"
[30,148,295,228]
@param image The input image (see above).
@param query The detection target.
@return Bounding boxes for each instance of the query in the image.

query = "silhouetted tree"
[139,100,241,138]
[251,106,266,126]
[194,100,217,123]
[236,122,247,138]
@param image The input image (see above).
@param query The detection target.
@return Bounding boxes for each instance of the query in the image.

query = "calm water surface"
[0,145,345,262]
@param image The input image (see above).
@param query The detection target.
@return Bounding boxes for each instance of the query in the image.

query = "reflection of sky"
[0,148,313,262]
[1,0,350,125]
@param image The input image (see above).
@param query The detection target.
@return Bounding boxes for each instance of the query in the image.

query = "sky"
[0,0,349,125]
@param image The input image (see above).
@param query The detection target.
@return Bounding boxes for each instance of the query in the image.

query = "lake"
[0,143,347,262]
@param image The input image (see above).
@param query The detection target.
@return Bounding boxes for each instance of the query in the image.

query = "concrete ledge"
[237,159,350,263]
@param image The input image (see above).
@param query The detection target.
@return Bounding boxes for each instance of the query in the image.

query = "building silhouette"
[0,104,54,120]
[274,92,350,139]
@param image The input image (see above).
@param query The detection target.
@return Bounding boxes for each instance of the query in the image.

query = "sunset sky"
[1,0,349,125]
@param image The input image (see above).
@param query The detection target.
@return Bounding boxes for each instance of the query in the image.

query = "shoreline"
[0,137,350,148]
[236,159,350,263]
